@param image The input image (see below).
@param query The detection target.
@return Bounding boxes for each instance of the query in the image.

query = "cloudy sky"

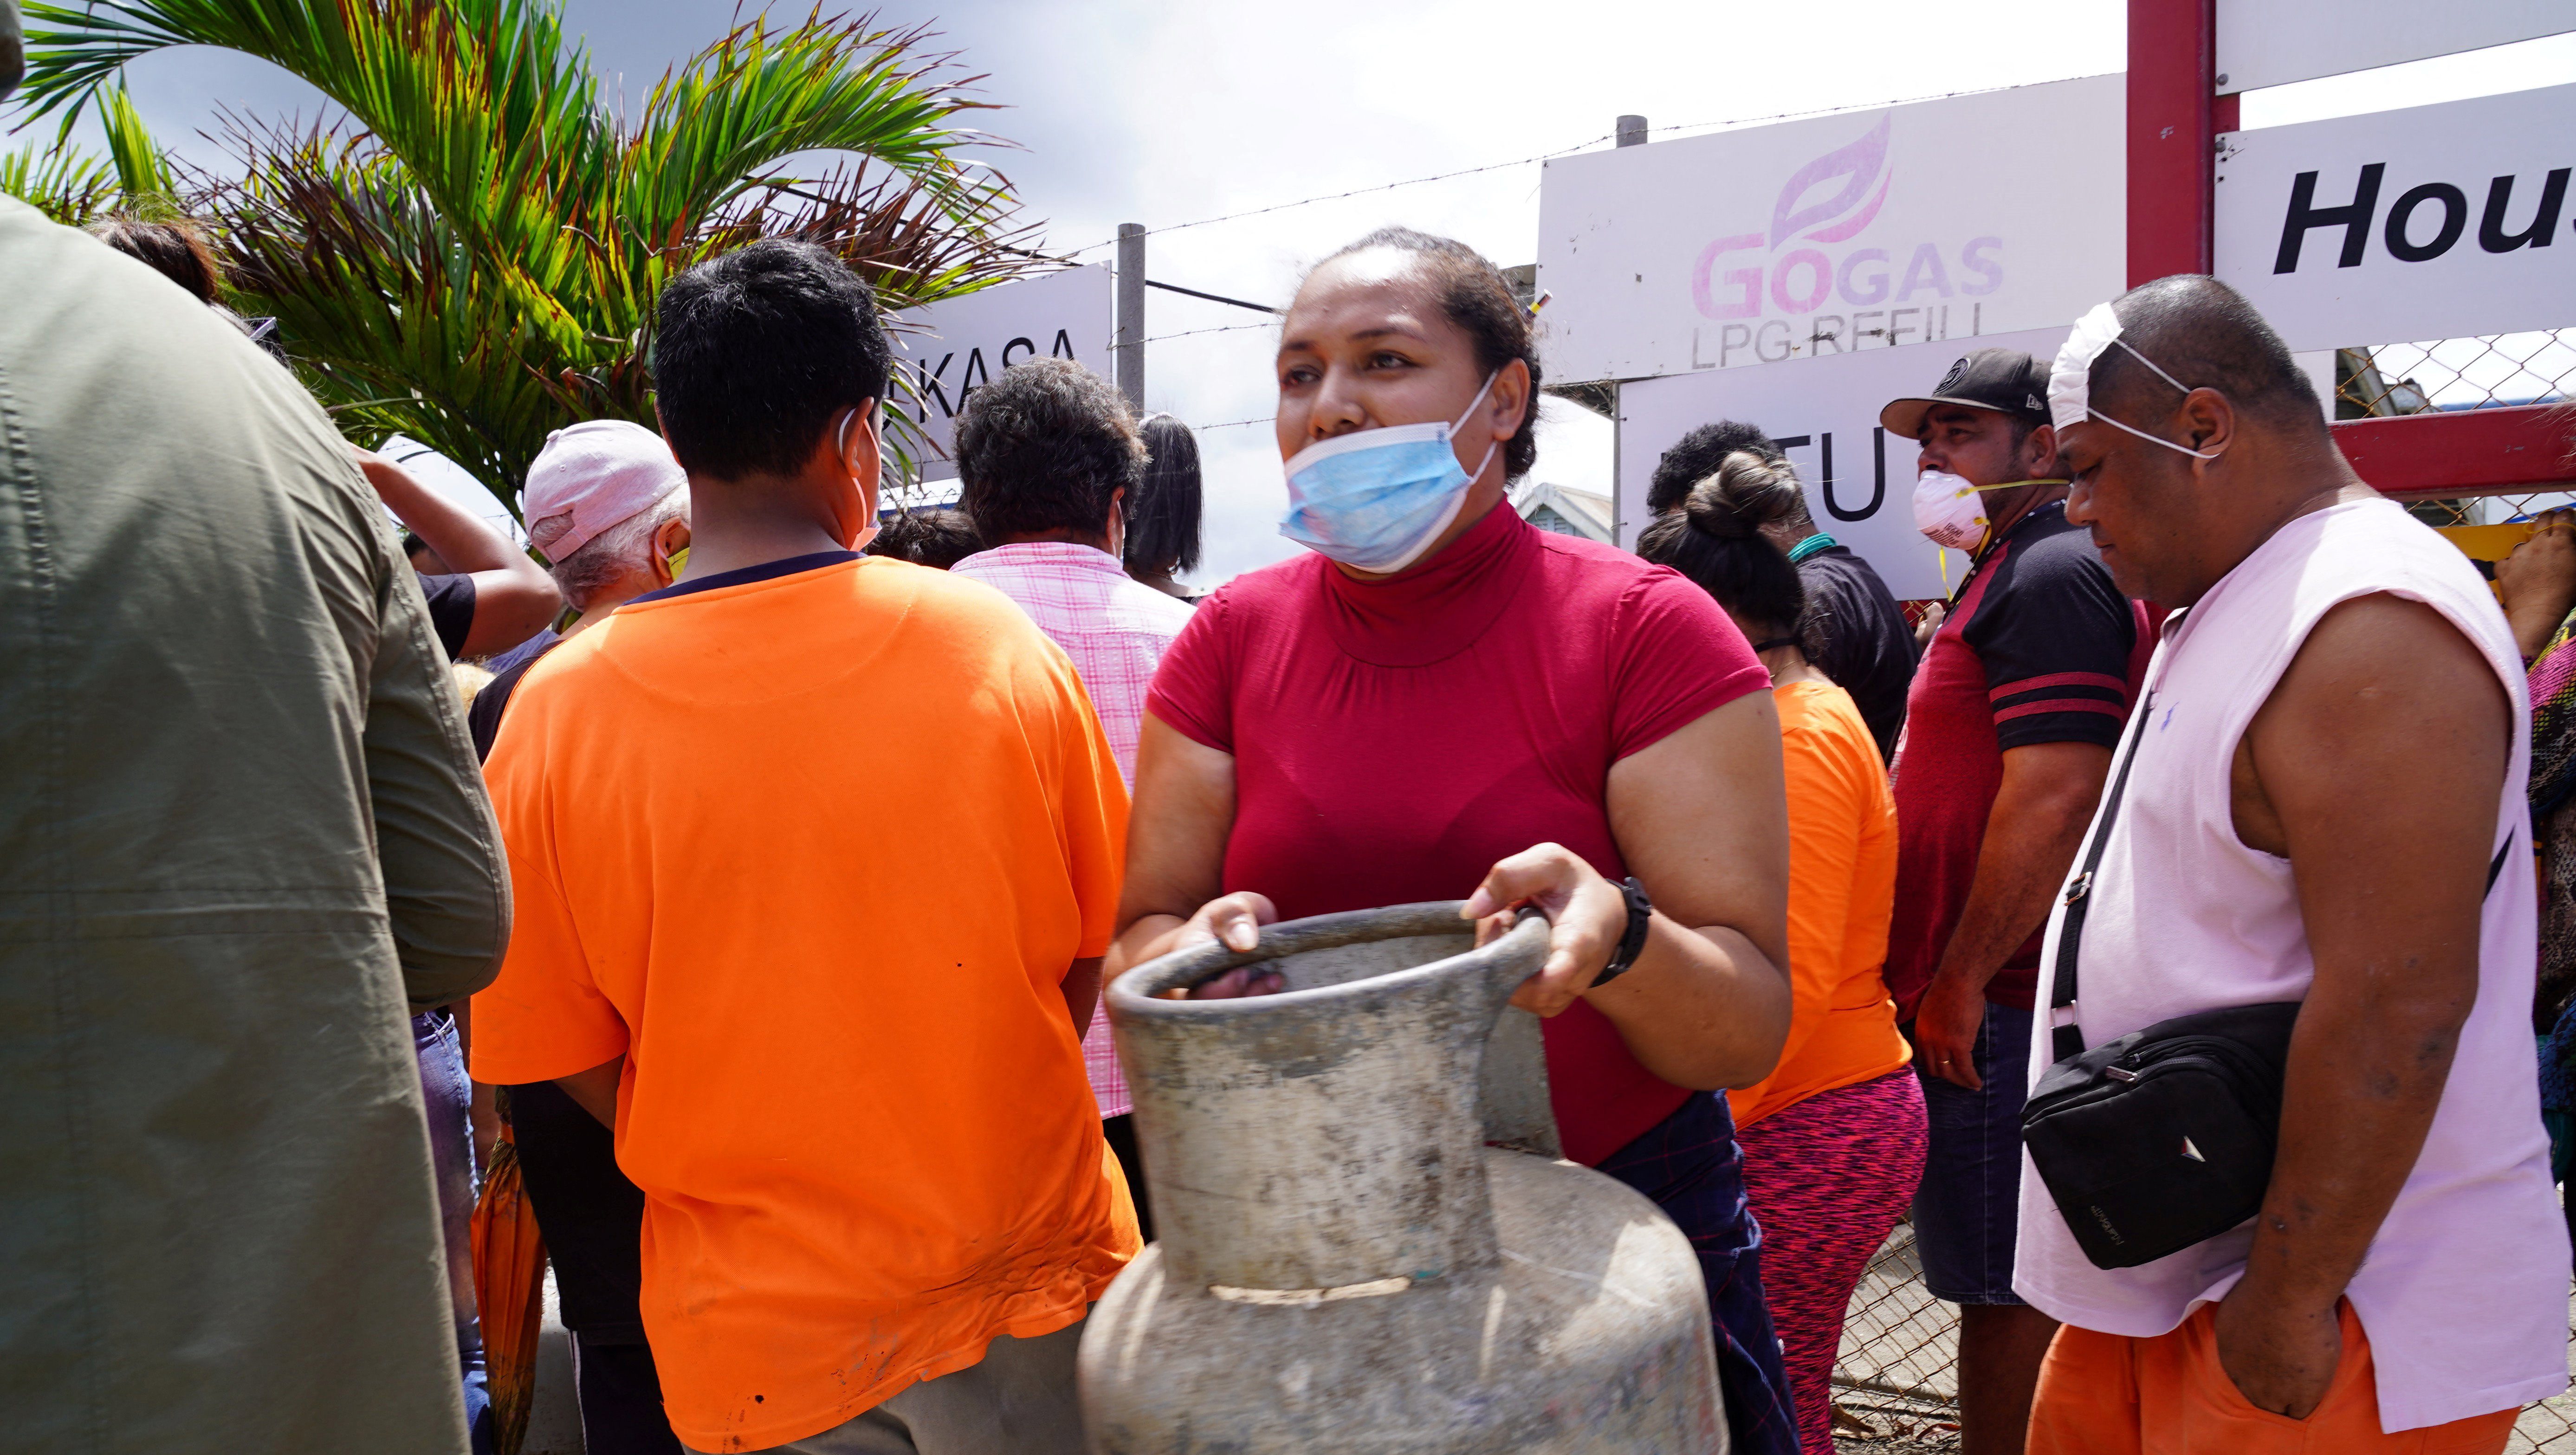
[56,2,2576,584]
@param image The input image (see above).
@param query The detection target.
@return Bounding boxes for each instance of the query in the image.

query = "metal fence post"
[1601,117,1644,546]
[1115,222,1146,411]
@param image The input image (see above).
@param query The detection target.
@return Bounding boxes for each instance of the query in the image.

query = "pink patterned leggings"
[1737,1068,1930,1455]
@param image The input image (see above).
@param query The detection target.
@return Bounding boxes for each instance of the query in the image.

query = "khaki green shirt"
[0,197,509,1453]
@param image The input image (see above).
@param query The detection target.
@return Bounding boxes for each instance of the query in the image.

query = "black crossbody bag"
[2019,689,2510,1270]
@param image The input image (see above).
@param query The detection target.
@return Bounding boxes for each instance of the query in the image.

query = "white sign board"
[2213,84,2576,352]
[887,264,1112,483]
[1535,75,2123,386]
[2219,0,2568,94]
[1618,327,2073,601]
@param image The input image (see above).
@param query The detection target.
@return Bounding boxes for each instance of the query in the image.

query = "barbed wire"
[1056,135,1613,257]
[1646,75,2099,143]
[1046,76,2110,262]
[1143,322,1275,343]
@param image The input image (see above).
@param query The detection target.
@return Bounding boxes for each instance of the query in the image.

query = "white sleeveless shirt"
[2011,497,2570,1432]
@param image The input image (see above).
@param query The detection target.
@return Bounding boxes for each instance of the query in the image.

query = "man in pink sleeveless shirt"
[2017,276,2568,1453]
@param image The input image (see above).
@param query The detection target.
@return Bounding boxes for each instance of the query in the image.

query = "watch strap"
[1594,876,1651,987]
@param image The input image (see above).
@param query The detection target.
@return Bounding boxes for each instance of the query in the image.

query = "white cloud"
[48,0,2145,584]
[921,0,2129,585]
[43,0,2568,584]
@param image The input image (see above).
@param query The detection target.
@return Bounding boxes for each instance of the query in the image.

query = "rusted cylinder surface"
[1083,903,1726,1453]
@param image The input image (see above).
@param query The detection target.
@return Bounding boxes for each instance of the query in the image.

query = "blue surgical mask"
[1279,371,1502,574]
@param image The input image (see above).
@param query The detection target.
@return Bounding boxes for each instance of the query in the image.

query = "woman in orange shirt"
[1639,452,1929,1455]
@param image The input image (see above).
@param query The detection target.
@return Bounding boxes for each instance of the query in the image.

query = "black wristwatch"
[1594,876,1652,988]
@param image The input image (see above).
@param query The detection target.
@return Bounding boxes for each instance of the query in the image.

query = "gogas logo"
[1689,115,2003,368]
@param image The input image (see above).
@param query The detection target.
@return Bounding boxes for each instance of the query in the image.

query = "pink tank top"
[2011,497,2569,1432]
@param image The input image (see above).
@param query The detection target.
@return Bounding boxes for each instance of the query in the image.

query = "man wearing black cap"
[1877,348,2157,1455]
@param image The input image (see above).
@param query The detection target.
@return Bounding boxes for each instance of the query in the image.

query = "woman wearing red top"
[1110,228,1800,1455]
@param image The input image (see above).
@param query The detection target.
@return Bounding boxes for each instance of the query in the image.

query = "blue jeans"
[415,1010,495,1455]
[1910,1000,2033,1306]
[1597,1090,1800,1455]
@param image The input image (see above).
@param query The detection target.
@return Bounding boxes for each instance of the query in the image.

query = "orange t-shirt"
[469,555,1137,1452]
[1728,679,1912,1128]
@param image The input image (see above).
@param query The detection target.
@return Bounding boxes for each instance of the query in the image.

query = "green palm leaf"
[17,0,1048,507]
[0,133,118,222]
[98,81,174,196]
[211,119,572,486]
[2,81,169,223]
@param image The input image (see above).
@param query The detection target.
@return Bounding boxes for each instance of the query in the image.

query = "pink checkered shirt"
[950,541,1197,1119]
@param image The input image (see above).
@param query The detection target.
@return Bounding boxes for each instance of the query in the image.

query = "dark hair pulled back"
[1313,226,1541,481]
[1128,414,1204,575]
[89,215,221,304]
[866,507,983,569]
[1634,451,1816,653]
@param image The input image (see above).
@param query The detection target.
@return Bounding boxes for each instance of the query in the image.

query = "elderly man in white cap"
[467,417,693,1455]
[469,420,691,750]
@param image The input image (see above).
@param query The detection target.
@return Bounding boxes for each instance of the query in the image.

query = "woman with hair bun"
[1640,454,1927,1455]
[1113,227,1800,1454]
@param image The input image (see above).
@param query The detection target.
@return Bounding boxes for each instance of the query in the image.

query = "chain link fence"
[2338,332,2576,423]
[2339,329,2576,529]
[1829,1219,1961,1448]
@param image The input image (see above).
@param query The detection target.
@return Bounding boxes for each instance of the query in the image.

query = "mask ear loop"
[2110,338,2194,397]
[1449,369,1507,484]
[2086,411,2220,460]
[837,407,884,552]
[1448,369,1502,433]
[2093,339,2222,461]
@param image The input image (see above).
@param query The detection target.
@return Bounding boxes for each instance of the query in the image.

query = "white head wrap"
[2047,303,2220,460]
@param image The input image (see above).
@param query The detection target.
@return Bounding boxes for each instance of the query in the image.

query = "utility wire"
[991,242,1279,315]
[1197,417,1277,431]
[1144,278,1281,315]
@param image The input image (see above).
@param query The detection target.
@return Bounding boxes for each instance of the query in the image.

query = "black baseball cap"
[1879,348,2052,439]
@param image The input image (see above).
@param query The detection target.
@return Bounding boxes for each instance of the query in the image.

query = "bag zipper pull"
[2105,1065,2139,1083]
[2063,871,2093,906]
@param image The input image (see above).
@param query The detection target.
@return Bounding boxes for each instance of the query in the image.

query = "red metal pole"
[2127,0,2217,285]
[2126,3,2570,500]
[2336,407,2576,498]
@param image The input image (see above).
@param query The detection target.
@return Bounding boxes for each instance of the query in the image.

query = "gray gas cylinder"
[1079,902,1728,1453]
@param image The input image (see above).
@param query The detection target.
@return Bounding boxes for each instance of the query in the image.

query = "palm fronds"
[0,82,165,223]
[206,117,575,487]
[15,1,1044,506]
[98,82,175,197]
[0,134,118,221]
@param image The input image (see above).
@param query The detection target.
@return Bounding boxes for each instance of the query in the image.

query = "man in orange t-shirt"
[470,239,1137,1455]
